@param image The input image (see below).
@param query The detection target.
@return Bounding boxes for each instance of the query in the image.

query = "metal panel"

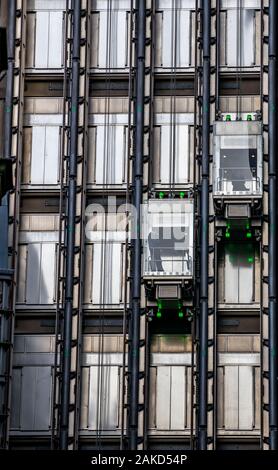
[26,243,41,304]
[10,368,22,429]
[17,244,28,303]
[238,366,254,430]
[34,12,48,68]
[26,243,56,304]
[34,11,63,69]
[93,124,127,185]
[96,9,129,69]
[218,354,260,432]
[170,366,186,430]
[224,244,254,303]
[30,126,45,184]
[156,366,171,430]
[48,11,63,68]
[150,364,189,431]
[44,126,60,184]
[91,242,123,305]
[224,365,239,430]
[223,9,256,67]
[26,12,35,67]
[40,244,56,304]
[87,366,120,431]
[160,124,189,184]
[158,7,192,68]
[30,126,60,184]
[10,366,52,431]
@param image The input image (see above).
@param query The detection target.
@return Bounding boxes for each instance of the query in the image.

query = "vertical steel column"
[268,0,278,450]
[3,0,15,162]
[198,0,211,450]
[59,0,81,450]
[0,0,25,448]
[128,0,145,451]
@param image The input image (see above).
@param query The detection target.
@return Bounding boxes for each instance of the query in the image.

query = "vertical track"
[197,0,217,450]
[52,0,90,450]
[261,0,269,450]
[127,0,153,450]
[0,0,26,449]
[267,0,278,450]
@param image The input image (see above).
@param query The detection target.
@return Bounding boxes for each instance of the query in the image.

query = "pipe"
[197,0,211,450]
[128,0,145,450]
[59,0,81,450]
[268,0,278,450]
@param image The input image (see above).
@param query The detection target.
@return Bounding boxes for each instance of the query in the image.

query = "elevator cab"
[143,197,194,308]
[213,116,263,218]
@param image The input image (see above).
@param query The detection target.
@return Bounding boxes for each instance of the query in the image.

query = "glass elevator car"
[143,199,194,277]
[213,120,263,198]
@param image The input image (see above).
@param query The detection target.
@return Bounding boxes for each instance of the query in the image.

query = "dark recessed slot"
[220,76,260,95]
[20,196,61,213]
[218,315,260,333]
[155,77,194,95]
[83,316,123,334]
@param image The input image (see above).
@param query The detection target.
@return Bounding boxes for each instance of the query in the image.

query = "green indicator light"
[226,222,231,229]
[248,257,254,263]
[180,191,185,199]
[157,300,162,309]
[246,232,252,238]
[178,311,184,318]
[226,114,231,121]
[158,191,165,199]
[247,114,252,121]
[156,310,162,318]
[225,231,231,238]
[246,222,250,230]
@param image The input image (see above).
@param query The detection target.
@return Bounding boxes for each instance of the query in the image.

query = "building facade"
[0,0,277,450]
